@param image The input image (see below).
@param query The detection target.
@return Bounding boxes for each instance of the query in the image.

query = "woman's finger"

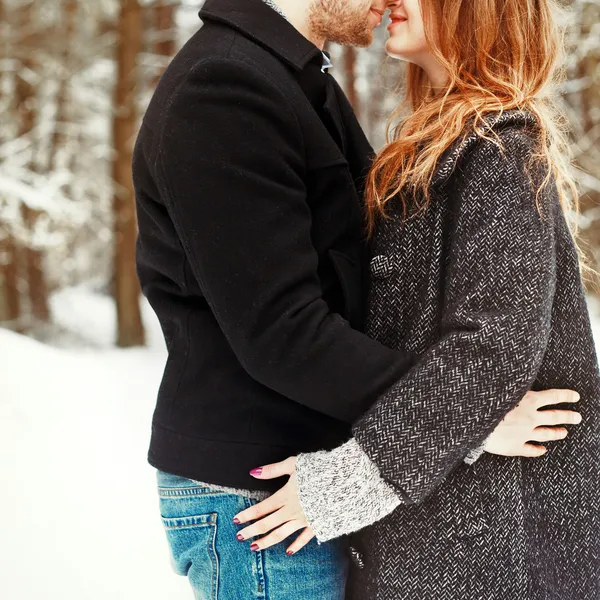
[233,492,284,525]
[250,520,305,552]
[285,527,316,556]
[529,426,568,443]
[520,443,548,458]
[536,409,582,427]
[531,389,580,409]
[249,456,297,480]
[236,507,294,541]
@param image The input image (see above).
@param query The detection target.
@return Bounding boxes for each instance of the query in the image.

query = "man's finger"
[233,493,284,525]
[249,456,296,480]
[285,527,316,556]
[536,409,582,427]
[520,443,548,458]
[531,389,580,408]
[529,426,568,443]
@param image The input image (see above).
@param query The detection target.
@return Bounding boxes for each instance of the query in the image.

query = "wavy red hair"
[365,0,579,252]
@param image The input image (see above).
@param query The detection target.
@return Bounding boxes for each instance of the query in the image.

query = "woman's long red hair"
[365,0,579,254]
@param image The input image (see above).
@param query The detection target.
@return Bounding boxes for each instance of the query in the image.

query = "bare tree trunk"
[20,205,50,322]
[153,0,179,87]
[112,0,145,347]
[14,0,50,325]
[366,42,392,148]
[49,0,77,173]
[0,233,22,326]
[0,0,21,326]
[343,46,360,121]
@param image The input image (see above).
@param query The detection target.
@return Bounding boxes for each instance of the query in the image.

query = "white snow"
[0,286,190,599]
[2,286,600,599]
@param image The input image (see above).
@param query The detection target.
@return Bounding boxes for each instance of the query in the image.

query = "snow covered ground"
[1,287,190,600]
[2,286,600,599]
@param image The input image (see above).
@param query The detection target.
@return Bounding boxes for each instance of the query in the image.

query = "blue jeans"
[156,469,349,600]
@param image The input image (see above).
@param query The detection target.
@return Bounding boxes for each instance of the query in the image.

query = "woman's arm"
[295,383,579,542]
[351,128,558,505]
[294,438,486,542]
[295,438,402,542]
[233,381,580,548]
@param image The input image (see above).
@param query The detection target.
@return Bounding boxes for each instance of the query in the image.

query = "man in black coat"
[134,0,415,493]
[132,0,577,596]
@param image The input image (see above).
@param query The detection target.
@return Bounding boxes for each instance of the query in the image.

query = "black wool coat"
[132,0,415,492]
[347,110,600,600]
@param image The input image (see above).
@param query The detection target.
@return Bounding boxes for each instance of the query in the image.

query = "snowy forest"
[1,2,599,598]
[0,0,598,347]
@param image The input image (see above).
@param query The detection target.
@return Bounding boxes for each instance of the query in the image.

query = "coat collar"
[431,109,540,190]
[199,0,324,72]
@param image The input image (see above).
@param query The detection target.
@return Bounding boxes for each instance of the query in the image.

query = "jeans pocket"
[161,513,219,599]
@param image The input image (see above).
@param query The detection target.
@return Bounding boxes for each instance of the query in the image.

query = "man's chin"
[354,29,375,48]
[334,27,374,49]
[310,7,375,49]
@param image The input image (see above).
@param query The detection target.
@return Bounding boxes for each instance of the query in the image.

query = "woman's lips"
[388,16,407,31]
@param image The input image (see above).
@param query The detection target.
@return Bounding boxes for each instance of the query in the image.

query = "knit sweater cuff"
[296,437,488,542]
[296,438,402,542]
[464,438,488,465]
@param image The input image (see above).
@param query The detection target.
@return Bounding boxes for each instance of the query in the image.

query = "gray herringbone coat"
[348,110,600,599]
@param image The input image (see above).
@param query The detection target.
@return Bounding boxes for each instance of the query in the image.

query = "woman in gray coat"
[233,0,600,598]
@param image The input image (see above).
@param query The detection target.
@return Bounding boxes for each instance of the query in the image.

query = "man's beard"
[307,0,374,48]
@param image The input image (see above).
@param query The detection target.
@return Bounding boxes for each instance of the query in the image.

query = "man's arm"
[155,58,414,423]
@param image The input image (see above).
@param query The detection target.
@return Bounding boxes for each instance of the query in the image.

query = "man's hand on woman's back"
[485,389,582,457]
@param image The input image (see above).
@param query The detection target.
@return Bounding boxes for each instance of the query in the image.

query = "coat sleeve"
[351,128,558,504]
[294,435,487,542]
[154,58,414,423]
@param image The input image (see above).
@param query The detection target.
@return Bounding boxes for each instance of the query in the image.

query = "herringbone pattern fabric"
[348,111,600,599]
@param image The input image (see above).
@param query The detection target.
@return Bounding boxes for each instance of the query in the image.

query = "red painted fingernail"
[250,543,259,551]
[233,518,241,524]
[236,533,244,541]
[250,467,263,476]
[286,550,294,556]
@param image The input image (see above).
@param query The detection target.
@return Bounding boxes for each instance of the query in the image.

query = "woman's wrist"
[295,438,402,542]
[295,434,488,542]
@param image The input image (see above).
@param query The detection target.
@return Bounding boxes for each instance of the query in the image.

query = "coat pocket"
[328,248,363,329]
[437,460,490,538]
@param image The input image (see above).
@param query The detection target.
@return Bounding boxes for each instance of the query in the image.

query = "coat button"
[369,255,394,279]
